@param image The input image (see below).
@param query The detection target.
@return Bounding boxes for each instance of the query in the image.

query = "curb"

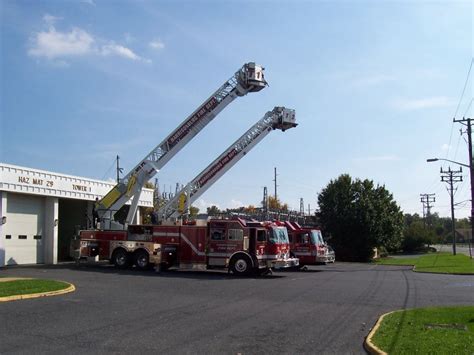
[364,310,399,355]
[0,282,76,302]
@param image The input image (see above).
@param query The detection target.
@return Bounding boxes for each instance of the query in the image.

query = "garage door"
[4,193,45,265]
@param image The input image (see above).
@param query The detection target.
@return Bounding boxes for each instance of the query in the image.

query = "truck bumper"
[315,254,335,264]
[270,257,299,269]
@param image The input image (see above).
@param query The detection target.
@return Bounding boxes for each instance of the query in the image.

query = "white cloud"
[149,39,165,50]
[393,96,455,110]
[195,199,220,211]
[28,18,150,64]
[441,143,451,151]
[28,27,94,59]
[101,43,141,60]
[43,14,62,26]
[229,199,244,208]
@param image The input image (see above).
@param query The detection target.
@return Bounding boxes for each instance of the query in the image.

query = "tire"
[230,254,253,276]
[112,248,130,269]
[134,250,150,270]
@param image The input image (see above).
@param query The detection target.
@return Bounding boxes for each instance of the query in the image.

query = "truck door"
[295,232,311,263]
[249,228,256,255]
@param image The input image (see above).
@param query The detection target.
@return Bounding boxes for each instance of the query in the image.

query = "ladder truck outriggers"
[74,107,300,275]
[96,62,267,230]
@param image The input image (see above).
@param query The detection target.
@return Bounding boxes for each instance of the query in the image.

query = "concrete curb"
[0,281,76,302]
[364,310,399,355]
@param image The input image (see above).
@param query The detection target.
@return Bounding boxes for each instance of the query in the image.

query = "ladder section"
[97,62,267,228]
[158,106,297,221]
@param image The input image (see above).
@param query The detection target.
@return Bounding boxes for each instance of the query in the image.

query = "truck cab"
[284,221,335,266]
[207,219,298,275]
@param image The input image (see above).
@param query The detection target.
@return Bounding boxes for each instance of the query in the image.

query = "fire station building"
[0,163,154,267]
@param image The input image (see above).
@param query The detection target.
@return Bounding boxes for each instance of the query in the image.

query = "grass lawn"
[371,306,474,354]
[376,252,474,274]
[0,279,71,298]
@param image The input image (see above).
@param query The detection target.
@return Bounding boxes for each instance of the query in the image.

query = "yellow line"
[0,282,76,302]
[364,310,400,355]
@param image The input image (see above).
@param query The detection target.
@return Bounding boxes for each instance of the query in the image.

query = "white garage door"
[4,193,45,265]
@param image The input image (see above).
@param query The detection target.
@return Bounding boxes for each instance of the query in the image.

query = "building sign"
[0,163,153,206]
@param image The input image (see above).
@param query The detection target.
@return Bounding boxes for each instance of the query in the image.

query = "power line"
[453,57,473,120]
[463,97,473,118]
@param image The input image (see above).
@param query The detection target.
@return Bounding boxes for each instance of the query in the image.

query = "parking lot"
[1,262,472,354]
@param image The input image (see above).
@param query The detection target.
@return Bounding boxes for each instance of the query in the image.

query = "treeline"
[403,212,470,251]
[317,174,470,261]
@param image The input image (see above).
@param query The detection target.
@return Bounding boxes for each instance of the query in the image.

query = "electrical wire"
[453,58,473,120]
[463,97,473,118]
[101,157,117,181]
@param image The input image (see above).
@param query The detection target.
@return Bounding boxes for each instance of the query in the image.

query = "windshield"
[269,227,289,244]
[310,230,324,245]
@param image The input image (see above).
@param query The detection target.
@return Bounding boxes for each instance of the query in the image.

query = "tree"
[318,174,403,261]
[402,219,435,252]
[189,206,199,218]
[268,196,289,212]
[207,205,221,216]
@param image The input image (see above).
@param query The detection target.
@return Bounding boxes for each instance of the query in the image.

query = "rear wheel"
[230,254,253,276]
[112,249,130,269]
[134,250,150,270]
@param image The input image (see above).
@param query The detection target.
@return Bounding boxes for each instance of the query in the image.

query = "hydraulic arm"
[97,63,267,228]
[157,106,297,221]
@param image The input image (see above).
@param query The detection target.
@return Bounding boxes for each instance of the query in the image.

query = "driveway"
[0,262,472,354]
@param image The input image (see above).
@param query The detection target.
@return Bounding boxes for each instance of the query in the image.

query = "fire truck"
[78,218,298,275]
[72,62,299,275]
[283,221,335,266]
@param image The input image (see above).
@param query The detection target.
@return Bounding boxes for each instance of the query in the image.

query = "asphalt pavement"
[0,262,472,354]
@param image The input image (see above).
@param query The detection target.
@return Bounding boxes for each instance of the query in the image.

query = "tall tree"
[318,174,403,261]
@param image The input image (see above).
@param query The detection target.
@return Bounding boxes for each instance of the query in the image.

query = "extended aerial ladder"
[96,63,267,229]
[157,106,297,221]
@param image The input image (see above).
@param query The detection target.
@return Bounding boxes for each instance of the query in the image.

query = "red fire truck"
[76,218,298,275]
[282,221,335,266]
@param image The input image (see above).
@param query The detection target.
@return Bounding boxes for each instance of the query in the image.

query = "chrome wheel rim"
[235,259,247,273]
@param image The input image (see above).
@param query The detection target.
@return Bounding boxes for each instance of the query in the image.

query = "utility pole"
[453,116,474,258]
[420,193,436,227]
[262,186,268,219]
[440,167,463,255]
[116,155,123,183]
[273,167,278,203]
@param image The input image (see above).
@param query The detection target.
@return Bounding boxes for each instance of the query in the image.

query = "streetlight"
[426,158,469,168]
[427,157,473,258]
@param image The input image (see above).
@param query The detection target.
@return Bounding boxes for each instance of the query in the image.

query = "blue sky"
[1,0,473,217]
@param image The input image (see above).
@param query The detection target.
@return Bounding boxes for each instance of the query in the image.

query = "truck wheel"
[230,254,252,276]
[134,250,150,270]
[112,249,130,269]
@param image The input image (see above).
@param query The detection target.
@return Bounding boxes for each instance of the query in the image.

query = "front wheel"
[230,255,253,276]
[112,249,130,269]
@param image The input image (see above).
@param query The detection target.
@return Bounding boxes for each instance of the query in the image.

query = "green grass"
[376,252,474,274]
[0,279,70,298]
[371,306,474,354]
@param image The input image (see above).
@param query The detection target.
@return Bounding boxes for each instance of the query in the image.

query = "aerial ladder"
[96,63,267,229]
[157,106,297,221]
